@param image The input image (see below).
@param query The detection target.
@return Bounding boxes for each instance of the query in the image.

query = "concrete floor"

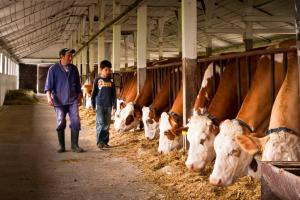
[0,101,162,200]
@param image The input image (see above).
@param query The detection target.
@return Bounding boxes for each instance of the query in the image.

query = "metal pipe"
[213,61,216,95]
[198,47,296,63]
[247,56,252,89]
[236,58,241,109]
[283,52,288,79]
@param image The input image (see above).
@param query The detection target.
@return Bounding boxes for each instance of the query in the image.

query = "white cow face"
[142,107,159,140]
[113,99,125,131]
[209,120,256,186]
[236,131,300,161]
[116,102,140,133]
[185,115,218,171]
[158,112,182,154]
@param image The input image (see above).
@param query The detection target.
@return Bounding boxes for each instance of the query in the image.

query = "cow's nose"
[209,177,222,186]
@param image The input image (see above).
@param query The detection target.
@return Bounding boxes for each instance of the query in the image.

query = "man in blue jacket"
[44,48,84,153]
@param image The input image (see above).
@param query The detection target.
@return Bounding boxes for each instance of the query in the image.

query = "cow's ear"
[235,134,268,155]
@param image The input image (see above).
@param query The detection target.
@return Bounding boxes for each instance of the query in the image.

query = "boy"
[91,60,117,149]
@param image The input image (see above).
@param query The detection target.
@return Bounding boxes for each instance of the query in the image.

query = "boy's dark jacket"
[91,76,117,109]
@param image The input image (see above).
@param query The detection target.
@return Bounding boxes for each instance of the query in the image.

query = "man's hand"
[77,94,83,106]
[46,91,54,106]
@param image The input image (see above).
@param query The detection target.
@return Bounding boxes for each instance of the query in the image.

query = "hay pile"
[4,89,38,105]
[79,107,260,200]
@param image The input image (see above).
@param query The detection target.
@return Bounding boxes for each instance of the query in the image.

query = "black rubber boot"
[71,130,84,153]
[57,130,65,153]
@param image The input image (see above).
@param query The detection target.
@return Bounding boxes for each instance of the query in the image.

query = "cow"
[142,73,172,140]
[209,39,296,186]
[114,74,138,131]
[81,82,93,108]
[158,85,183,153]
[185,57,258,171]
[235,51,300,161]
[116,73,154,133]
[193,62,221,116]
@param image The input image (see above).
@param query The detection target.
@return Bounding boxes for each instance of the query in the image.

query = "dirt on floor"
[79,107,261,200]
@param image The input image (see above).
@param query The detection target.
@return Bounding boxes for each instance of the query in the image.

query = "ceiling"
[0,0,296,64]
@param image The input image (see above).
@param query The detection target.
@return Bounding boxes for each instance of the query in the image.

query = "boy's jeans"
[96,106,112,145]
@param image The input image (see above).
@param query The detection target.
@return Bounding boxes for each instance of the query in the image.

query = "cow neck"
[193,75,219,114]
[236,55,285,132]
[125,76,137,104]
[151,75,172,112]
[120,77,135,100]
[169,86,183,116]
[207,60,246,123]
[135,75,154,107]
[267,52,300,136]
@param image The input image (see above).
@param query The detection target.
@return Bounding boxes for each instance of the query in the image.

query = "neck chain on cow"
[266,127,297,136]
[234,119,253,133]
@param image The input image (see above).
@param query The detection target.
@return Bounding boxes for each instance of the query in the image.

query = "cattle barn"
[0,0,299,199]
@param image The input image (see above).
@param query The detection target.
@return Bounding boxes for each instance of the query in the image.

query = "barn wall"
[19,63,37,92]
[0,74,17,106]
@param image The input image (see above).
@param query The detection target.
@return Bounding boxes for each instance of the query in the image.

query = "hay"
[4,89,38,105]
[79,107,260,200]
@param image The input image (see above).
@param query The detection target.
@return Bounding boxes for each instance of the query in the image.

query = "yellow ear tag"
[182,130,187,136]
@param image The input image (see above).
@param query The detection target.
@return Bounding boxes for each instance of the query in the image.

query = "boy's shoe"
[103,143,111,149]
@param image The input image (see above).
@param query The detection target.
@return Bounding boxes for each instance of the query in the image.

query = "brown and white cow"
[193,63,221,116]
[158,85,183,153]
[142,73,172,140]
[116,73,154,133]
[114,74,137,130]
[235,51,300,161]
[185,57,257,170]
[209,40,295,186]
[81,81,93,108]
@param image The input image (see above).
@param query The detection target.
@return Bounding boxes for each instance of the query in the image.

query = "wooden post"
[158,17,166,60]
[98,0,105,74]
[112,0,121,72]
[89,4,95,76]
[295,0,300,95]
[205,0,214,57]
[124,35,129,68]
[176,3,182,57]
[137,3,147,93]
[244,0,253,51]
[182,0,197,150]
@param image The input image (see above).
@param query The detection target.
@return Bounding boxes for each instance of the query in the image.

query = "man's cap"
[59,48,76,57]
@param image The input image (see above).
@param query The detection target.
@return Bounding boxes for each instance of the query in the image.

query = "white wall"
[0,74,17,106]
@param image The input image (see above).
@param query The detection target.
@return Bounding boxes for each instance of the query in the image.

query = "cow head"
[116,102,141,133]
[209,119,260,186]
[185,115,219,171]
[113,99,125,131]
[236,131,300,161]
[142,106,160,140]
[158,112,183,154]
